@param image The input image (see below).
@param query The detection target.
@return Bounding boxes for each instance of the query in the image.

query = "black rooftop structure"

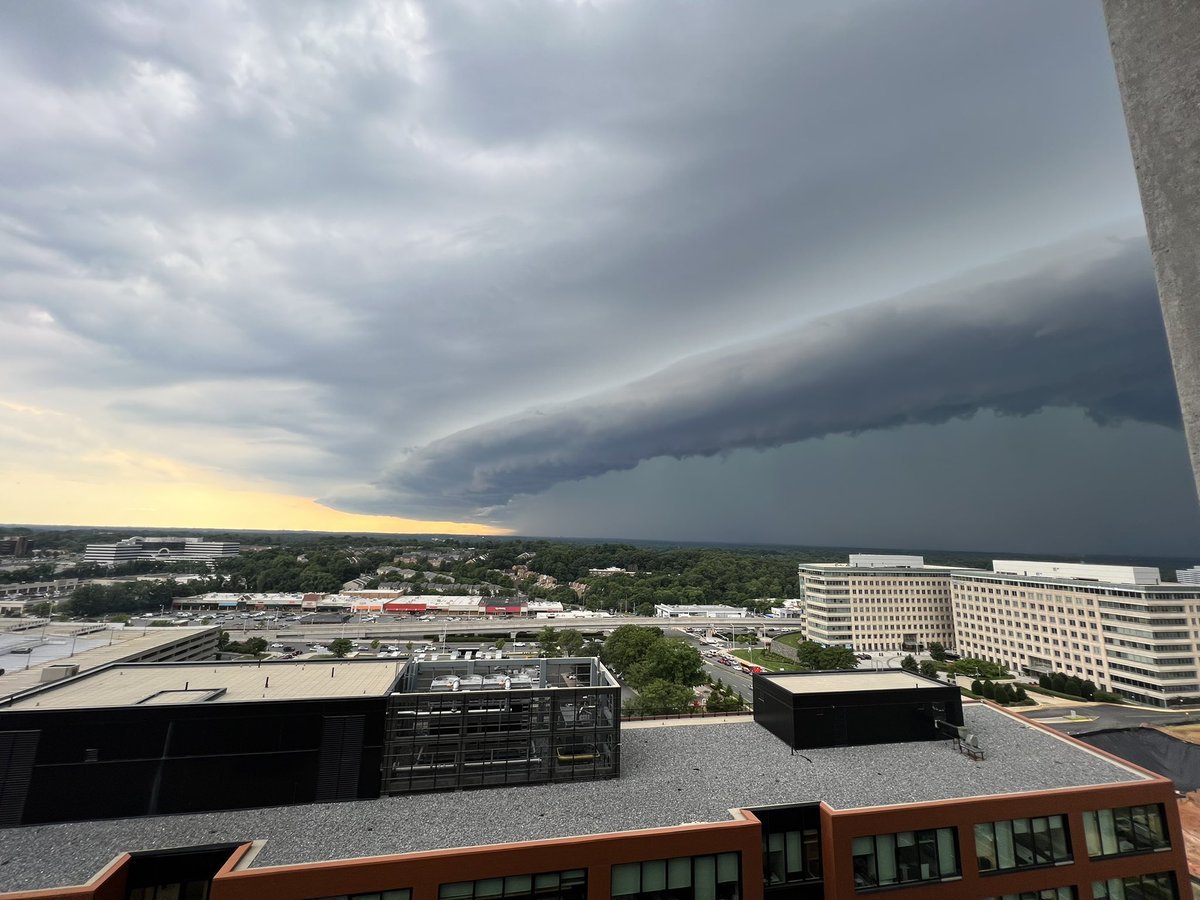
[752,669,963,750]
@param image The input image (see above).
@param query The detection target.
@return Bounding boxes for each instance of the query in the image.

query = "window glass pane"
[784,831,801,877]
[1101,809,1120,856]
[612,865,641,897]
[442,884,474,900]
[764,834,784,884]
[716,853,738,884]
[694,855,716,900]
[383,893,411,900]
[802,829,821,879]
[1145,806,1166,848]
[1012,819,1035,868]
[895,831,918,883]
[505,877,532,897]
[995,820,1015,869]
[1084,811,1101,857]
[642,861,666,893]
[876,835,896,885]
[852,837,877,888]
[1032,817,1051,864]
[1114,809,1135,853]
[1048,816,1069,862]
[667,858,691,889]
[936,828,958,877]
[917,831,938,881]
[976,823,997,871]
[474,880,503,900]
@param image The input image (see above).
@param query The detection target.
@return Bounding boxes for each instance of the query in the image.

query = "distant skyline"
[3,1,1198,556]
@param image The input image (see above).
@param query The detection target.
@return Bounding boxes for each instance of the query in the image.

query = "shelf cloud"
[379,236,1175,517]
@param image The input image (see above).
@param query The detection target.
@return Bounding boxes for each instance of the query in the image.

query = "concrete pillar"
[1103,1,1200,501]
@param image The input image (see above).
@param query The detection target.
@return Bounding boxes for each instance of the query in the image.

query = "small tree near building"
[329,638,353,658]
[919,660,940,679]
[928,642,947,662]
[900,654,918,673]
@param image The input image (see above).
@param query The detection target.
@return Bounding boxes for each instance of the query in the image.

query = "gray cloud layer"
[3,1,1185,550]
[378,236,1177,516]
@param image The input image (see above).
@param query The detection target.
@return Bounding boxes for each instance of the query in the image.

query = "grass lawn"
[732,648,797,672]
[769,631,806,651]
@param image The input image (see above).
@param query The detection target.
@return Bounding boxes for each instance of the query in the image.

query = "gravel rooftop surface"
[0,705,1147,892]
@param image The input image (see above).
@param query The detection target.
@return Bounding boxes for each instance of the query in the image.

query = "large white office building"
[952,560,1200,707]
[796,555,962,652]
[83,537,240,566]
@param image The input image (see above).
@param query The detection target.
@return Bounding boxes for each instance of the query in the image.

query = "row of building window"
[612,854,740,900]
[315,811,1174,900]
[975,815,1071,872]
[1093,872,1178,899]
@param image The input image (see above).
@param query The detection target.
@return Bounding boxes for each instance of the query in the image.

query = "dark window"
[441,871,585,900]
[1093,871,1179,899]
[851,827,959,891]
[1083,805,1170,858]
[984,889,1076,900]
[763,826,821,884]
[612,853,739,900]
[314,891,410,900]
[976,815,1071,872]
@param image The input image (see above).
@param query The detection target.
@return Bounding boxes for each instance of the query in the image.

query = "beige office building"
[951,560,1200,708]
[797,555,961,652]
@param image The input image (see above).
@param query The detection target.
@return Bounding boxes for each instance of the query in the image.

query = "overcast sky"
[2,0,1197,556]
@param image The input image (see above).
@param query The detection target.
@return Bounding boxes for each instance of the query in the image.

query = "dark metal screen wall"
[382,685,620,793]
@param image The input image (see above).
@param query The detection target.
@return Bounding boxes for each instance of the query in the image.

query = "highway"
[223,615,783,643]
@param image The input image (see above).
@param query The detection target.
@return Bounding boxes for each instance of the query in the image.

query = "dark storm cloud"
[377,237,1177,516]
[0,0,1165,546]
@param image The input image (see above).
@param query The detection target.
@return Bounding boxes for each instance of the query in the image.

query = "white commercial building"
[797,556,964,651]
[84,537,239,566]
[951,560,1200,708]
[653,604,749,618]
[1176,565,1200,585]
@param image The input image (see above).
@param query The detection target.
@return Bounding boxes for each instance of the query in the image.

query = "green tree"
[817,646,859,670]
[971,678,983,696]
[628,679,695,715]
[981,680,996,700]
[370,639,380,650]
[900,654,918,673]
[706,683,745,713]
[329,638,353,658]
[494,637,507,650]
[919,660,940,679]
[1039,674,1051,689]
[1014,685,1029,703]
[1051,672,1068,694]
[600,625,664,674]
[628,640,705,690]
[536,626,560,657]
[1081,680,1097,701]
[928,641,947,662]
[557,628,585,657]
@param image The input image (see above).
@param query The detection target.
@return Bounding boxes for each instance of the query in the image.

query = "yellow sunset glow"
[2,469,509,536]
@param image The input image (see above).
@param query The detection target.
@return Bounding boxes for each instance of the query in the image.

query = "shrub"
[971,679,983,696]
[1092,691,1123,703]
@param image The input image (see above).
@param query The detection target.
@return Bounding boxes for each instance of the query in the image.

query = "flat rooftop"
[0,704,1150,892]
[3,660,404,710]
[0,626,218,703]
[764,670,946,694]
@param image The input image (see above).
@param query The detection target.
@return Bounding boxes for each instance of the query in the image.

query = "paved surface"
[0,705,1148,892]
[1022,704,1200,736]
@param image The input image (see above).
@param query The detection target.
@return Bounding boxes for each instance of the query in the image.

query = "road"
[216,614,784,644]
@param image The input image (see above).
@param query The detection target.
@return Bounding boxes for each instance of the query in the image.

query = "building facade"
[951,560,1200,707]
[0,683,1187,900]
[797,556,962,652]
[83,536,240,566]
